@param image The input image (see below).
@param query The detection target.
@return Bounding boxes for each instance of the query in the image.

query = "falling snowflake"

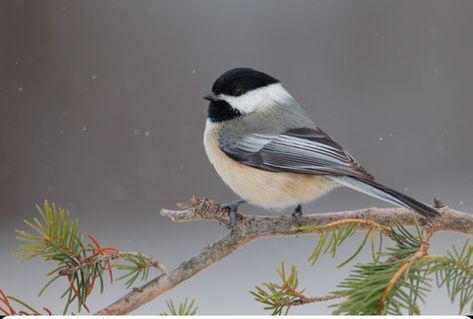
[149,4,158,14]
[144,131,150,136]
[18,86,23,92]
[82,126,88,131]
[134,129,141,136]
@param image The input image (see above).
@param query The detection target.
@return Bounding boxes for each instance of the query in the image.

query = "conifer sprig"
[251,262,340,315]
[13,201,165,314]
[254,219,473,315]
[160,298,198,315]
[418,241,473,313]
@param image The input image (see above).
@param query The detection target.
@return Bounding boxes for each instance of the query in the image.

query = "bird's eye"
[232,87,243,96]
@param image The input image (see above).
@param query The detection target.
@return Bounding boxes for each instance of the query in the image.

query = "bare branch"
[96,196,472,315]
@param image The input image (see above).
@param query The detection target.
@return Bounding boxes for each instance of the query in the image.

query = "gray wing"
[220,127,374,180]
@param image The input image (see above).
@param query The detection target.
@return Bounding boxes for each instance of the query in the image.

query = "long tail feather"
[335,176,440,220]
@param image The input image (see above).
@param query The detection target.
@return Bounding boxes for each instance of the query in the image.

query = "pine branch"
[250,220,433,315]
[13,201,167,314]
[327,221,472,315]
[251,262,341,315]
[252,217,471,315]
[377,225,435,313]
[417,241,473,313]
[2,197,471,315]
[97,196,472,315]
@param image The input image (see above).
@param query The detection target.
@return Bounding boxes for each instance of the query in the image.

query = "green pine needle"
[250,262,306,315]
[160,298,198,315]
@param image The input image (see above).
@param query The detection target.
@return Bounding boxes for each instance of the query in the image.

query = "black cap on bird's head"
[204,68,279,101]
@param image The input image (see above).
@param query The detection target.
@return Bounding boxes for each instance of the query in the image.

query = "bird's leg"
[292,204,303,227]
[222,199,246,229]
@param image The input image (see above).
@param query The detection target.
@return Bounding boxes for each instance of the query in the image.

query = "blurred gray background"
[1,0,472,315]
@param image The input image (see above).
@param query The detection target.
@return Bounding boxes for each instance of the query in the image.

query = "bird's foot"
[292,204,303,228]
[222,199,246,229]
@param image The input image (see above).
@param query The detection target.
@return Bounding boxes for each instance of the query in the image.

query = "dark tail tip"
[402,196,441,220]
[353,177,441,220]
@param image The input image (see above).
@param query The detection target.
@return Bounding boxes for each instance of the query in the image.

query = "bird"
[202,67,440,228]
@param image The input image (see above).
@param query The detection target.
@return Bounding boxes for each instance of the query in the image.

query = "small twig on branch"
[289,293,342,306]
[96,196,472,315]
[281,284,342,307]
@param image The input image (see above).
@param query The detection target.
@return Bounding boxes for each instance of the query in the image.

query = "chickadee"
[203,67,439,227]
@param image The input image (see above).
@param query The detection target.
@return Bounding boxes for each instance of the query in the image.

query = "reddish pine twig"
[87,234,118,284]
[0,290,16,316]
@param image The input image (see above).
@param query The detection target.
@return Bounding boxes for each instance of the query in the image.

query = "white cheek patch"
[219,83,292,114]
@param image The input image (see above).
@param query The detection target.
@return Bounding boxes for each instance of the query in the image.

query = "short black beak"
[203,92,218,102]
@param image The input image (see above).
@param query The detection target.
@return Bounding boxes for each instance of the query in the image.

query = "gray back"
[219,98,317,144]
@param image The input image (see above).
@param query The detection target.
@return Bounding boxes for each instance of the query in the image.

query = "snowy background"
[1,0,472,315]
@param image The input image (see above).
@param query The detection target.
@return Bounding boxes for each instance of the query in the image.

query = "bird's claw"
[225,209,240,229]
[292,204,303,228]
[222,199,245,229]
